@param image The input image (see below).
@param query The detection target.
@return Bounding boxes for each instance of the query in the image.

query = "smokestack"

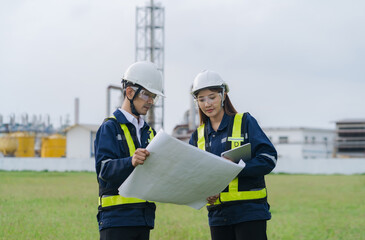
[75,98,79,125]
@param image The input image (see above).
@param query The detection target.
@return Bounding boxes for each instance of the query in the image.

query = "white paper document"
[118,130,245,209]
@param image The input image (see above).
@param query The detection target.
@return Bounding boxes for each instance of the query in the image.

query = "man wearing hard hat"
[94,61,164,240]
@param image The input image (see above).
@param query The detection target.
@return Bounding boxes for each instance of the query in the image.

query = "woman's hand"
[207,194,220,205]
[222,156,234,162]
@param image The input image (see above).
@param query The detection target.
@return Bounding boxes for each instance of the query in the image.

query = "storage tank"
[41,134,66,158]
[11,132,35,157]
[0,134,17,156]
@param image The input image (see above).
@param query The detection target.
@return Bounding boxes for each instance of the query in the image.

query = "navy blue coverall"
[94,109,156,231]
[189,112,277,227]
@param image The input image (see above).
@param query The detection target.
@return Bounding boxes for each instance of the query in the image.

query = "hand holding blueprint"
[118,130,245,209]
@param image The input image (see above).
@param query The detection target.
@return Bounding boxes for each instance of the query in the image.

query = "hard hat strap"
[126,86,143,116]
[221,88,225,107]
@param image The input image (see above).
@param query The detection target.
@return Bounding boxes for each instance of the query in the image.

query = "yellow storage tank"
[0,134,17,156]
[41,134,66,158]
[11,132,35,157]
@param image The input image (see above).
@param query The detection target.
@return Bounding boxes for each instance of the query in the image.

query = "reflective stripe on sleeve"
[98,159,112,181]
[260,153,277,165]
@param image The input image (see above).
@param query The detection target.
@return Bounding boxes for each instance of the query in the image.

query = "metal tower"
[135,0,165,131]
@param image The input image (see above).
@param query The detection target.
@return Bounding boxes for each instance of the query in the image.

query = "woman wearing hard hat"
[189,70,277,240]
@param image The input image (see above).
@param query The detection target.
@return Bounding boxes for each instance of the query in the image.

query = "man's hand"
[131,148,150,167]
[207,194,220,205]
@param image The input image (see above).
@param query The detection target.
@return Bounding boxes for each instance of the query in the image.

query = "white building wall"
[274,144,302,159]
[264,128,335,159]
[268,129,303,143]
[1,157,364,174]
[302,129,335,159]
[0,157,94,172]
[66,127,94,158]
[272,158,365,175]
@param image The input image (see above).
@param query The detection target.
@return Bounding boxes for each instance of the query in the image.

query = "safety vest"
[197,113,267,205]
[98,116,155,209]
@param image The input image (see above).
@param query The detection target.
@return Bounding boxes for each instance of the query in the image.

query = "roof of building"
[263,127,335,132]
[64,124,99,132]
[335,119,365,124]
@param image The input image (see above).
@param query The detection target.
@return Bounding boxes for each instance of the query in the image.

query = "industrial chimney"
[74,98,79,125]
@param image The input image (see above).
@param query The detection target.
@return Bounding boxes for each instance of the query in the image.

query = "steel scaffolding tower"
[135,0,165,131]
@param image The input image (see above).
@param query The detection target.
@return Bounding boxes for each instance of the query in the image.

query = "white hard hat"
[191,70,229,97]
[122,61,165,97]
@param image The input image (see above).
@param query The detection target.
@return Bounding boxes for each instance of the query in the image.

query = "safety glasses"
[131,87,159,103]
[195,92,222,104]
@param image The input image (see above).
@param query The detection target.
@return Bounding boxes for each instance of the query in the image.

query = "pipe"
[106,85,123,117]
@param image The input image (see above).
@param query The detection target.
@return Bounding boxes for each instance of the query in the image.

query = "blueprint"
[118,130,245,209]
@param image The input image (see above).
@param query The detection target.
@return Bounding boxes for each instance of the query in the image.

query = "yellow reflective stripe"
[220,188,267,202]
[117,124,146,204]
[99,195,154,207]
[110,115,136,156]
[227,113,244,194]
[197,124,211,206]
[120,124,136,156]
[208,179,240,206]
[231,113,243,149]
[197,124,205,150]
[148,127,154,142]
[229,177,239,192]
[213,198,220,205]
[227,137,244,141]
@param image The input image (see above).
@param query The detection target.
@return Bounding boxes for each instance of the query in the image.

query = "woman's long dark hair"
[197,88,237,125]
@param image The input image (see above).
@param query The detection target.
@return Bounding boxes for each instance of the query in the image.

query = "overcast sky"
[1,0,365,133]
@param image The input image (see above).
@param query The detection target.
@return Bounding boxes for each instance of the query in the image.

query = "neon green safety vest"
[99,116,155,208]
[197,113,267,205]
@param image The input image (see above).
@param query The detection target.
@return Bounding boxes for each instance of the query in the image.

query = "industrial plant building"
[263,127,335,159]
[334,119,365,158]
[65,124,99,159]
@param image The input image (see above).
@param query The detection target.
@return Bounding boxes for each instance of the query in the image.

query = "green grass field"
[0,171,364,240]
